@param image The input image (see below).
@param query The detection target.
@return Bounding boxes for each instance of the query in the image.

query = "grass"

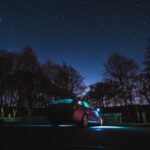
[0,116,48,124]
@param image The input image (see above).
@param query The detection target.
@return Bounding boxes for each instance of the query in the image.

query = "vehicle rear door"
[83,101,97,121]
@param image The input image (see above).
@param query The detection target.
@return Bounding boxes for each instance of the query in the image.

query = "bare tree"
[86,81,121,108]
[0,47,86,116]
[140,39,150,105]
[104,54,140,121]
[41,60,69,98]
[104,53,139,106]
[62,63,86,98]
[15,46,42,116]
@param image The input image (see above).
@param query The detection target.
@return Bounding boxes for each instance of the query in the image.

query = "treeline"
[0,46,85,116]
[86,40,150,109]
[1,40,150,117]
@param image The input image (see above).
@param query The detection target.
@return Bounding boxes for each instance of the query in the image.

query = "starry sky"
[0,0,150,86]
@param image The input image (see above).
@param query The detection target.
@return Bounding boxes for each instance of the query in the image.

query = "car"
[46,98,103,127]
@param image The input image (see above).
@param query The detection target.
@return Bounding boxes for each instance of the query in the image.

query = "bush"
[102,113,122,124]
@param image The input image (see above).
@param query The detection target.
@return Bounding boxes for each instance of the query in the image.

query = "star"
[0,0,150,87]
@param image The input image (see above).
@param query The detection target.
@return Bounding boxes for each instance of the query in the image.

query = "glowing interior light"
[96,108,100,112]
[78,101,82,105]
[94,111,99,117]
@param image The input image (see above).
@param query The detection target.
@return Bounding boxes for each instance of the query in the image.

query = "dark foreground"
[0,124,150,150]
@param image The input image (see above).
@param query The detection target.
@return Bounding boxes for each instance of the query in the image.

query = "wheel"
[79,115,88,127]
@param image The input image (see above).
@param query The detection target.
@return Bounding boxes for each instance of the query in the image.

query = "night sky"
[0,0,150,86]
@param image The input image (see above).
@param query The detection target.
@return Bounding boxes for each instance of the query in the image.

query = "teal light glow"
[14,124,52,127]
[82,101,91,108]
[52,99,73,104]
[94,111,99,117]
[90,126,129,130]
[88,120,98,124]
[96,108,100,112]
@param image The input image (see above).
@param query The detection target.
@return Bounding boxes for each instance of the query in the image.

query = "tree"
[140,39,150,105]
[0,50,17,107]
[104,54,140,121]
[41,61,86,99]
[86,81,121,108]
[104,54,139,106]
[41,60,68,99]
[62,63,86,98]
[0,47,86,116]
[15,46,42,116]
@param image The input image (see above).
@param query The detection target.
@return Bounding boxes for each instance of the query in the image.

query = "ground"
[0,123,150,150]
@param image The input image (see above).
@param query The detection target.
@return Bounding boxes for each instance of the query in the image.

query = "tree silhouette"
[62,63,86,98]
[104,53,140,121]
[140,39,150,105]
[104,53,139,106]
